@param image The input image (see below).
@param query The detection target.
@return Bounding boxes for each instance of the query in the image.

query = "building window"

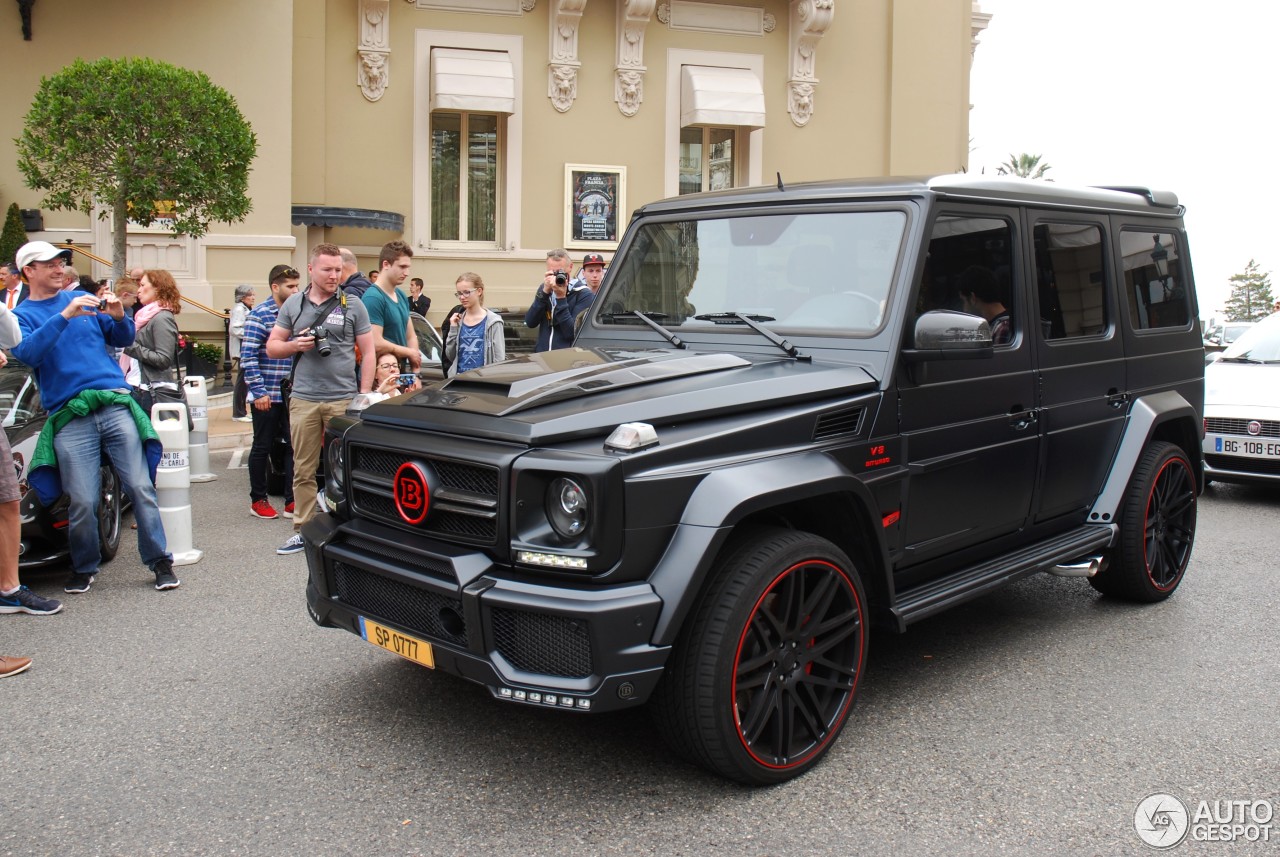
[416,31,522,253]
[430,112,499,243]
[679,127,736,195]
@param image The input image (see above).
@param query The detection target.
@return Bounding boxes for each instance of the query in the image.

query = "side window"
[1122,230,1190,330]
[916,216,1016,345]
[1033,222,1107,339]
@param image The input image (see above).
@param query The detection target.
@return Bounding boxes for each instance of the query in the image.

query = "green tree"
[0,203,28,266]
[996,153,1052,180]
[16,57,257,279]
[1222,259,1275,322]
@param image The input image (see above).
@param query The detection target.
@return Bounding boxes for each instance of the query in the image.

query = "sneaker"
[277,533,305,555]
[0,586,65,615]
[282,501,295,519]
[232,415,253,423]
[64,573,96,594]
[250,499,279,520]
[153,560,181,591]
[0,656,32,678]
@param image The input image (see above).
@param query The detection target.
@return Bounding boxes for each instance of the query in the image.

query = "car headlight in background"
[547,477,589,539]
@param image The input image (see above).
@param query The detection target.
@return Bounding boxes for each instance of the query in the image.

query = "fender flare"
[647,453,886,645]
[1088,390,1200,525]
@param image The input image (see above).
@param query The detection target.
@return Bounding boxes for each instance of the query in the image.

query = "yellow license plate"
[358,617,435,669]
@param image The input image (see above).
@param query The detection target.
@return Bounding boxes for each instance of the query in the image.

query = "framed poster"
[565,164,626,250]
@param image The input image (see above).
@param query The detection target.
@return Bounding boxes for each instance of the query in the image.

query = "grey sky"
[968,0,1280,320]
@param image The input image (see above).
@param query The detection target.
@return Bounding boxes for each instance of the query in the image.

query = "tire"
[98,465,123,562]
[652,528,868,785]
[1091,442,1196,602]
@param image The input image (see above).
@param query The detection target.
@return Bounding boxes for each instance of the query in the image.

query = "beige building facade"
[0,0,989,334]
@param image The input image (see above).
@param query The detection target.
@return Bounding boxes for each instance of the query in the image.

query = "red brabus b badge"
[393,461,433,525]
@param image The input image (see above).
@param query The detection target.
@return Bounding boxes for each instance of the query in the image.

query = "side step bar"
[890,525,1117,630]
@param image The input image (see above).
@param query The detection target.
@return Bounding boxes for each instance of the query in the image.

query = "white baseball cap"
[15,240,72,271]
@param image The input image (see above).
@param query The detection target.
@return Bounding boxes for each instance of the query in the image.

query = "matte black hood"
[363,346,877,444]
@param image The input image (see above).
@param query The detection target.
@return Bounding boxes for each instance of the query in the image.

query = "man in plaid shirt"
[241,264,300,519]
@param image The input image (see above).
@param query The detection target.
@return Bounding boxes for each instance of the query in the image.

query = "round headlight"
[547,477,589,539]
[326,439,344,493]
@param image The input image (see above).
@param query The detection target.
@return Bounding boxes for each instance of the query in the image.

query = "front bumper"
[303,513,669,713]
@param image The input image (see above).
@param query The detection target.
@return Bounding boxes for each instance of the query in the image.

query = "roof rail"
[1094,186,1180,209]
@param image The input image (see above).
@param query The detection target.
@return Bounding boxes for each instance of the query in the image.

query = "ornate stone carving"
[548,0,588,112]
[358,0,391,102]
[523,0,538,9]
[656,3,670,25]
[787,0,834,126]
[615,69,644,117]
[359,51,390,101]
[615,0,655,116]
[763,12,776,33]
[971,4,992,59]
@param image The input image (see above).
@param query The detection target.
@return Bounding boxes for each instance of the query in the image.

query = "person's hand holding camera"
[543,269,570,299]
[98,292,124,320]
[60,292,106,320]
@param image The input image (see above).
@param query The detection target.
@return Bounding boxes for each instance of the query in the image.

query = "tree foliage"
[996,153,1052,181]
[1222,259,1275,322]
[16,57,257,278]
[0,203,28,266]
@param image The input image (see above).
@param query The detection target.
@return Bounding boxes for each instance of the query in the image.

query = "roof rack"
[1094,186,1179,208]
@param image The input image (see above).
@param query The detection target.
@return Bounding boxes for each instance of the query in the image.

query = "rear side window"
[1122,230,1190,330]
[1033,223,1106,339]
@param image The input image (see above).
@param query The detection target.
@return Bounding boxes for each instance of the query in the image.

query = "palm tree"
[996,153,1052,180]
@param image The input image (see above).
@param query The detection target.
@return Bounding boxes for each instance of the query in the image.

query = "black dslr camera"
[554,271,568,286]
[305,325,331,357]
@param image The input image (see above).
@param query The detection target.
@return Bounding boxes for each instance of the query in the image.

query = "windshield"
[1221,313,1280,362]
[596,210,907,336]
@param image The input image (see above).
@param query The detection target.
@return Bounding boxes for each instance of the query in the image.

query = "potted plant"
[187,340,222,378]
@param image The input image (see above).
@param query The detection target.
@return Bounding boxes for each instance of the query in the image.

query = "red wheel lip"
[1142,454,1195,592]
[730,558,866,771]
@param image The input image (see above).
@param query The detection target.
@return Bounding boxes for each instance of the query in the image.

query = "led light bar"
[496,686,591,710]
[516,550,588,570]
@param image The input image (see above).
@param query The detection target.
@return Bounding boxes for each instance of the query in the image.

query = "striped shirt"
[240,299,292,404]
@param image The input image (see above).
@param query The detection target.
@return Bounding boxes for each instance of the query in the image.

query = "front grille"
[341,534,456,583]
[492,607,593,678]
[348,443,500,544]
[1205,417,1280,438]
[332,562,468,646]
[1206,453,1280,476]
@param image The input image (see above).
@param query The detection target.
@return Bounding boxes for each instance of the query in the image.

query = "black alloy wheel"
[653,529,867,785]
[97,465,122,561]
[1092,442,1196,601]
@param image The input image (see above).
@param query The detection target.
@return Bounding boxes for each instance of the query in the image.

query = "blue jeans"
[53,403,170,574]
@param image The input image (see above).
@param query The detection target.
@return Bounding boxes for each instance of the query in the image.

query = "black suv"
[303,176,1203,784]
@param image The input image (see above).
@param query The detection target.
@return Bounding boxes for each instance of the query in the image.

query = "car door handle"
[1106,389,1130,409]
[1008,408,1038,431]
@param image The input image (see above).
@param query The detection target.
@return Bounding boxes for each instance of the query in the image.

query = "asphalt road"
[3,453,1277,856]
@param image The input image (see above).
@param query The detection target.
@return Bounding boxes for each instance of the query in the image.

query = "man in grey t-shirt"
[266,242,375,555]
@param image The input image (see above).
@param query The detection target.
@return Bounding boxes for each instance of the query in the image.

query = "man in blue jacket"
[12,241,177,594]
[523,248,594,352]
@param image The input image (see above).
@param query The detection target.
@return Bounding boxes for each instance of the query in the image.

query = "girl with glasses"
[443,273,505,378]
[373,348,419,397]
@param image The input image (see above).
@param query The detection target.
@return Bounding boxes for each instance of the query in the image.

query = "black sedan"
[2,359,125,572]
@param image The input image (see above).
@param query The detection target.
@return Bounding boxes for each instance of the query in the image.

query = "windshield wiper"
[1219,355,1262,363]
[597,310,686,348]
[693,312,805,360]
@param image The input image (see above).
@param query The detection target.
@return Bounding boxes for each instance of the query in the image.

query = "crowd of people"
[0,238,610,677]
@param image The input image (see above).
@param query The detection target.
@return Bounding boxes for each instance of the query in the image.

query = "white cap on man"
[15,240,72,271]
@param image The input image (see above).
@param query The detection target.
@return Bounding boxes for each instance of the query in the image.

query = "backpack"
[438,304,464,375]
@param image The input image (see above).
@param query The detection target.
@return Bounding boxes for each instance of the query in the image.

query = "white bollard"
[185,374,217,483]
[151,402,204,566]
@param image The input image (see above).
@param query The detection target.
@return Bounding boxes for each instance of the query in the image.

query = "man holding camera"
[266,243,375,556]
[524,248,595,352]
[12,241,178,593]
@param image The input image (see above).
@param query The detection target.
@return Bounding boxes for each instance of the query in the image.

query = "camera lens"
[97,300,107,311]
[555,272,567,286]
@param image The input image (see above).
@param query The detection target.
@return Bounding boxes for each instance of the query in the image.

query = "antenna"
[776,172,785,191]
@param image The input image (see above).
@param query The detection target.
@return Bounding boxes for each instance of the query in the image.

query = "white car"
[1203,312,1280,484]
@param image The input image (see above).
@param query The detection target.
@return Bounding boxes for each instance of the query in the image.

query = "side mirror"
[901,310,994,363]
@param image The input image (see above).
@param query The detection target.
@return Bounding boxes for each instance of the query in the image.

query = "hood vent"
[813,406,865,442]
